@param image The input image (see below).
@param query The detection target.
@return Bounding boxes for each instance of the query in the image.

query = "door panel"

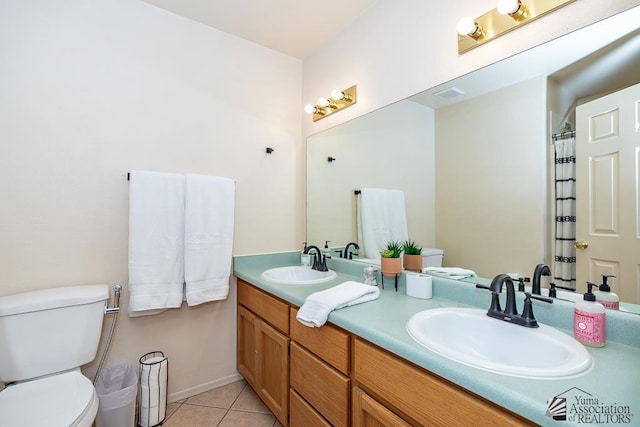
[576,82,640,303]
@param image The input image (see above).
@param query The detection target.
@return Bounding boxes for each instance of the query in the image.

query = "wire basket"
[138,351,168,427]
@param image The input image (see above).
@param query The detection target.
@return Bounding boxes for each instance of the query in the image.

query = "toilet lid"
[0,370,97,426]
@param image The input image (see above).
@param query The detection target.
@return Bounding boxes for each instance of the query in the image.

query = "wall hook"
[327,156,336,162]
[266,147,274,154]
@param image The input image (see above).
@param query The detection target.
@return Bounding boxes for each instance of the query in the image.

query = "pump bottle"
[594,274,619,310]
[574,282,606,347]
[322,240,332,259]
[301,242,311,267]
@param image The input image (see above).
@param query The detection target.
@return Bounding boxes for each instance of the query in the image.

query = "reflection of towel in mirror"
[357,188,408,259]
[423,267,477,280]
[297,281,380,327]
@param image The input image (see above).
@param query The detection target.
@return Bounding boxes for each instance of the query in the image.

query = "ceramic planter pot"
[381,257,402,276]
[403,254,422,272]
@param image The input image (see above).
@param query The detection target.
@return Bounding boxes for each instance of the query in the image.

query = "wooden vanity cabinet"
[237,279,535,426]
[237,280,289,425]
[353,338,535,426]
[289,308,351,426]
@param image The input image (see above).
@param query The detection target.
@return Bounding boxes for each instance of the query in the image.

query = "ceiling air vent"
[433,87,465,99]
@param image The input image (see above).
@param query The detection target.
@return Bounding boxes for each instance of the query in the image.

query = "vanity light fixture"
[304,85,357,122]
[457,0,576,54]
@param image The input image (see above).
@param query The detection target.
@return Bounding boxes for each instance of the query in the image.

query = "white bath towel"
[128,171,185,317]
[423,267,477,280]
[184,174,235,306]
[357,188,409,258]
[296,281,380,328]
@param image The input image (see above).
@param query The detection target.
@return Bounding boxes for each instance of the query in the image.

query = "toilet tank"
[422,248,444,268]
[0,284,109,383]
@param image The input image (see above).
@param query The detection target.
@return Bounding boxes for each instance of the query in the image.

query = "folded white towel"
[296,281,380,328]
[423,267,477,280]
[184,174,235,306]
[128,171,185,317]
[357,188,409,258]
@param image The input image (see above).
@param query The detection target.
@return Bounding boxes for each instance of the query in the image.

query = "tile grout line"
[215,381,249,426]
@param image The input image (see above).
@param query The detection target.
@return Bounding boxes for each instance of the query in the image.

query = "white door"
[575,82,640,304]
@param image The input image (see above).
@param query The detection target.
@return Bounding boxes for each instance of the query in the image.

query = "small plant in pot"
[402,240,423,272]
[380,241,403,276]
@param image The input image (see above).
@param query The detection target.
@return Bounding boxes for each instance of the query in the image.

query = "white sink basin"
[406,307,592,379]
[260,266,337,285]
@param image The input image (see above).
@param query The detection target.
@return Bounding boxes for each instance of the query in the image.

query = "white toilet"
[422,247,444,268]
[0,284,109,427]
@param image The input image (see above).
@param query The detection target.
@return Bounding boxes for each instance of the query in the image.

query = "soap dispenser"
[574,282,606,347]
[594,274,619,310]
[322,240,332,259]
[301,242,311,267]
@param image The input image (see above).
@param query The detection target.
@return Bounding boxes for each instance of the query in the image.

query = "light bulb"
[456,17,477,36]
[497,0,520,15]
[330,89,345,101]
[317,97,330,107]
[304,104,316,115]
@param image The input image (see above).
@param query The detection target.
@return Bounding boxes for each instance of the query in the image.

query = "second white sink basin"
[261,266,337,285]
[406,307,592,379]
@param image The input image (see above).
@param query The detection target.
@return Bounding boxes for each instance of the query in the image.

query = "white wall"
[302,0,639,138]
[0,0,301,399]
[435,76,547,278]
[307,100,435,251]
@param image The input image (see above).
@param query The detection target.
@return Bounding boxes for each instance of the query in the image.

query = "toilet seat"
[0,369,98,427]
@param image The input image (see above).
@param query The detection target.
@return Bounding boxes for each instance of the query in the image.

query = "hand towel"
[357,188,409,258]
[184,174,235,306]
[423,267,477,280]
[296,281,380,327]
[128,171,185,317]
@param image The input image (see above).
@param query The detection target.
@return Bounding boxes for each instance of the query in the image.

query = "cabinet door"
[353,387,411,427]
[258,319,289,425]
[237,305,258,388]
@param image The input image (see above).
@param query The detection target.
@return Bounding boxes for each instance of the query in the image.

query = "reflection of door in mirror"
[575,82,640,304]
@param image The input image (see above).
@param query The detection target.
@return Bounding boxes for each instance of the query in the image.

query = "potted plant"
[402,240,423,272]
[380,241,402,276]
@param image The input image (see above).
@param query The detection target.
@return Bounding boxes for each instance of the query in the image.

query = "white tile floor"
[162,380,283,427]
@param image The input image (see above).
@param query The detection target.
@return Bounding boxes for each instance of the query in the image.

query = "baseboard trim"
[167,371,244,403]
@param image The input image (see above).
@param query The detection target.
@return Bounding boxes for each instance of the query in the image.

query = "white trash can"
[138,351,168,427]
[95,363,137,427]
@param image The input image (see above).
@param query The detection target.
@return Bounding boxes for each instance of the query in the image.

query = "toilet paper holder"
[138,351,168,427]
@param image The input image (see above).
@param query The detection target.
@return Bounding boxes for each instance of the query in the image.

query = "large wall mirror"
[307,8,640,313]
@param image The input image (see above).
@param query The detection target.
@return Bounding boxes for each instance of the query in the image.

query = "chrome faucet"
[343,242,360,259]
[484,273,553,328]
[303,245,327,271]
[532,264,551,295]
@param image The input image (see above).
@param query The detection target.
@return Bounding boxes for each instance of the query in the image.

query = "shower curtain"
[553,137,577,289]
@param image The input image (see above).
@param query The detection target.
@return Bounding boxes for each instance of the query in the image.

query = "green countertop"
[233,252,640,426]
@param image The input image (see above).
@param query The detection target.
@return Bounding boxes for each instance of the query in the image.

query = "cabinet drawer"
[290,389,331,427]
[354,338,533,426]
[290,307,350,375]
[237,279,289,334]
[353,387,411,427]
[290,342,350,427]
